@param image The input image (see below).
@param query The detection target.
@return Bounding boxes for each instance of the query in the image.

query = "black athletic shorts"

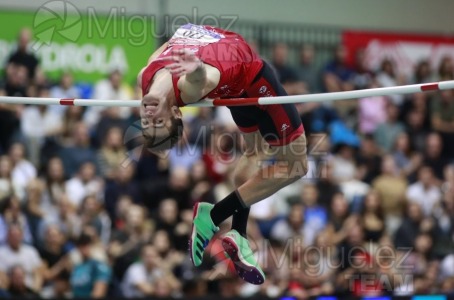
[228,61,304,146]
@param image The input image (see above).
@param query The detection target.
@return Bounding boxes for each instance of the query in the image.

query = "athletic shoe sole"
[221,236,265,285]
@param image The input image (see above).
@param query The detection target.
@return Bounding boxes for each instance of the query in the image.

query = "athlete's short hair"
[142,117,183,151]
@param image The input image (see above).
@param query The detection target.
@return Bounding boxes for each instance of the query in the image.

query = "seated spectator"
[0,225,44,292]
[270,203,313,247]
[38,196,82,244]
[202,129,237,184]
[322,45,356,118]
[93,107,128,148]
[336,224,366,271]
[410,60,433,84]
[376,58,405,105]
[406,109,429,153]
[431,89,454,155]
[39,225,71,290]
[325,192,356,245]
[330,144,357,183]
[374,101,405,153]
[322,44,355,93]
[340,170,371,210]
[152,230,185,272]
[104,164,140,221]
[187,107,213,147]
[9,142,36,193]
[392,132,422,179]
[359,190,386,243]
[143,167,192,212]
[437,55,454,81]
[169,127,201,173]
[356,136,382,184]
[406,166,441,217]
[41,157,66,214]
[111,195,133,230]
[84,69,132,130]
[108,204,152,281]
[315,160,341,209]
[372,155,407,234]
[7,265,40,298]
[65,161,103,209]
[294,243,336,297]
[402,92,431,127]
[423,132,449,181]
[121,244,165,297]
[70,233,111,298]
[296,44,320,93]
[23,178,46,243]
[59,122,97,178]
[358,80,387,135]
[432,182,454,257]
[0,155,24,202]
[78,195,111,245]
[49,72,81,117]
[0,196,33,244]
[401,233,434,276]
[20,88,63,165]
[155,198,179,237]
[270,42,298,84]
[96,126,127,179]
[394,202,434,249]
[59,106,85,146]
[300,183,327,245]
[352,48,374,90]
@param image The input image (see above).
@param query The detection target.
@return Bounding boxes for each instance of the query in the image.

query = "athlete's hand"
[159,49,203,77]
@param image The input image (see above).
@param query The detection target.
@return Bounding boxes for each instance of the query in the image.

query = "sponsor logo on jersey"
[281,123,290,132]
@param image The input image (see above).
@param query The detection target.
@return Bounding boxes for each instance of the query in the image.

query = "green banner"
[0,5,155,84]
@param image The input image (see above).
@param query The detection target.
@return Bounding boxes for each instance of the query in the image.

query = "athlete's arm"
[162,49,220,104]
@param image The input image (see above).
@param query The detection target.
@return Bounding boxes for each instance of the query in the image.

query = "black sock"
[210,190,247,226]
[232,207,250,238]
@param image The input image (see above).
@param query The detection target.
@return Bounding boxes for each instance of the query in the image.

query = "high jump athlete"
[138,24,308,285]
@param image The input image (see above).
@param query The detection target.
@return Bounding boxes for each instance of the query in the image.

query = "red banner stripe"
[421,83,439,91]
[59,99,75,105]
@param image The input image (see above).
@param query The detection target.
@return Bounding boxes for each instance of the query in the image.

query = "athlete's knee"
[290,154,308,181]
[288,135,308,180]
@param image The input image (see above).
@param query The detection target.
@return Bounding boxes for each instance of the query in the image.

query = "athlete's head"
[140,91,183,152]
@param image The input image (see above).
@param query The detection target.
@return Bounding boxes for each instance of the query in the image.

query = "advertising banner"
[0,3,155,84]
[343,30,454,77]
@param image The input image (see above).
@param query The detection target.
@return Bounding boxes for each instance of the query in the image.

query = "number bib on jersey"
[169,24,225,46]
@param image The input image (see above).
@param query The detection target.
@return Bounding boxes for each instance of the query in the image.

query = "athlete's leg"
[210,133,308,226]
[237,133,308,204]
[221,131,268,284]
[231,131,266,238]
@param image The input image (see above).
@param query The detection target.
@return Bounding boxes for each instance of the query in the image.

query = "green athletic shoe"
[221,229,265,285]
[189,202,219,267]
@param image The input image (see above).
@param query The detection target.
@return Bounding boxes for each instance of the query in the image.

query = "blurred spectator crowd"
[0,28,453,299]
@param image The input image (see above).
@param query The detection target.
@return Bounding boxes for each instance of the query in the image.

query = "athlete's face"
[140,94,182,147]
[140,94,171,128]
